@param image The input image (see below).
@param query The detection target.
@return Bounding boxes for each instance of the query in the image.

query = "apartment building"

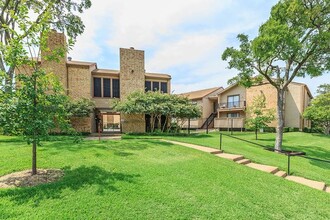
[181,87,223,128]
[214,82,312,131]
[181,82,312,131]
[19,30,171,133]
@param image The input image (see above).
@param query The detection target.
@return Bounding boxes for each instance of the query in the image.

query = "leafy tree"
[0,0,91,91]
[114,91,201,133]
[245,94,275,140]
[316,83,330,95]
[0,0,91,175]
[1,70,75,175]
[67,98,94,117]
[222,0,330,151]
[304,90,330,135]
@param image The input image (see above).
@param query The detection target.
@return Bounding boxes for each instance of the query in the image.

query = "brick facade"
[120,48,146,133]
[20,31,171,134]
[215,83,312,130]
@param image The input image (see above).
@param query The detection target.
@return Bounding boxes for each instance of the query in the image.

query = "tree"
[114,91,201,133]
[245,94,275,140]
[1,70,75,175]
[0,0,91,91]
[304,89,330,135]
[316,83,330,95]
[67,98,94,118]
[0,0,91,175]
[222,0,330,151]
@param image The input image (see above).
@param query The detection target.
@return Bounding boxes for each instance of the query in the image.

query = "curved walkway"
[162,139,329,193]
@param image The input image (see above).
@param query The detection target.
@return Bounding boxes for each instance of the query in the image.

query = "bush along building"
[19,30,171,134]
[183,82,312,131]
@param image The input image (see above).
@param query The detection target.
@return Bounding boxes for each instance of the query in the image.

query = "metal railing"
[218,101,246,109]
[218,132,330,175]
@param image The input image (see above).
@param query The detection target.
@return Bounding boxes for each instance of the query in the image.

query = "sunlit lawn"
[124,131,330,185]
[0,135,329,219]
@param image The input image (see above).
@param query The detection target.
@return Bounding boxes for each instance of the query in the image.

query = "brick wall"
[120,48,146,133]
[246,84,278,127]
[67,66,92,100]
[41,30,68,91]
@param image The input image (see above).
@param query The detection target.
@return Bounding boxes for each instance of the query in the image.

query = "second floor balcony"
[218,101,246,111]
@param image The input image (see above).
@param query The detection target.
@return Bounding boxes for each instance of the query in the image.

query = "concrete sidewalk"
[162,139,329,193]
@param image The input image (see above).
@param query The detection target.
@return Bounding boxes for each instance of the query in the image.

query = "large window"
[152,82,159,91]
[112,79,120,98]
[145,81,168,93]
[145,81,152,92]
[103,78,111,97]
[227,95,240,108]
[161,82,168,93]
[93,77,120,98]
[93,78,102,97]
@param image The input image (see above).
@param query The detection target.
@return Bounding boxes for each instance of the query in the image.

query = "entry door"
[102,113,121,133]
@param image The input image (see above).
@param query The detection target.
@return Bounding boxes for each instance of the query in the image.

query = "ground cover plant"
[0,135,329,219]
[133,131,330,185]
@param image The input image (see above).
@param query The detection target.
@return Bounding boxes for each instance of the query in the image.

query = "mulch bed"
[0,169,64,189]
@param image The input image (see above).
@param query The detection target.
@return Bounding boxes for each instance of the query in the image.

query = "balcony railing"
[214,117,245,128]
[218,101,246,109]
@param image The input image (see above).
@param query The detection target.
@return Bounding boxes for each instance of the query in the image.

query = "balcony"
[214,117,245,128]
[181,119,203,129]
[218,101,246,112]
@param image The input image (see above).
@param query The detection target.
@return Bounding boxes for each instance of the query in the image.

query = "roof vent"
[68,57,72,61]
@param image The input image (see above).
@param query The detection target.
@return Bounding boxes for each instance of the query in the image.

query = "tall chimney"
[41,30,68,90]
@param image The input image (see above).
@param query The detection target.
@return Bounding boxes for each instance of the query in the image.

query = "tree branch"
[284,43,318,88]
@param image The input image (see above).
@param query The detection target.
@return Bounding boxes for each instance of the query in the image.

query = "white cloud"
[105,0,232,48]
[68,0,324,95]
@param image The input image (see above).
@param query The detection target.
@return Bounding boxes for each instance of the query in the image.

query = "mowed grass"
[129,131,330,185]
[0,136,329,219]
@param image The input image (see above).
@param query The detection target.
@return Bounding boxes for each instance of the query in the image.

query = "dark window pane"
[112,79,120,98]
[227,95,240,108]
[145,81,151,92]
[153,81,159,91]
[103,78,111,97]
[161,82,167,93]
[93,77,101,97]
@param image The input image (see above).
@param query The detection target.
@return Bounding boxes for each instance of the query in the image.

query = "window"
[227,113,240,118]
[152,82,159,91]
[227,95,240,108]
[145,81,151,92]
[93,77,102,97]
[161,82,168,93]
[103,78,111,97]
[112,79,120,98]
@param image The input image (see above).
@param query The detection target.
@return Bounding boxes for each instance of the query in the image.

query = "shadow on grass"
[0,166,140,206]
[40,139,175,158]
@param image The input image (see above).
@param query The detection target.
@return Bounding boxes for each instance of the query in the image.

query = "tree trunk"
[162,115,168,132]
[255,128,258,140]
[32,74,37,175]
[157,115,161,131]
[150,114,155,132]
[4,69,14,93]
[32,140,37,175]
[275,89,285,151]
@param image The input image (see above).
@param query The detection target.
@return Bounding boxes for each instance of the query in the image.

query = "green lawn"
[0,135,329,219]
[126,131,330,185]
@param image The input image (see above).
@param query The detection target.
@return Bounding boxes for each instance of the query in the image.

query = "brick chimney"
[41,30,68,90]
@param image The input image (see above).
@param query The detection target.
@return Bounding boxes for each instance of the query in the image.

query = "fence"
[218,132,330,175]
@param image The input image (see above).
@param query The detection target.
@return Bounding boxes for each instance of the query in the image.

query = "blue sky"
[69,0,329,95]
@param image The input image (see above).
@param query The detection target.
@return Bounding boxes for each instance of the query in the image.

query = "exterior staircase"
[161,139,329,193]
[200,112,217,129]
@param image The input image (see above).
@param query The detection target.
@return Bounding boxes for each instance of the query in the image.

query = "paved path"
[162,139,329,193]
[85,136,121,141]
